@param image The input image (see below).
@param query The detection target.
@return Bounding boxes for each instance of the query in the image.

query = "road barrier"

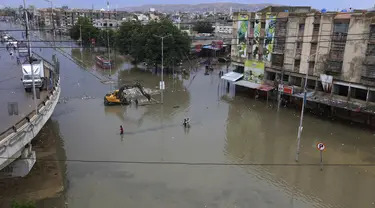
[0,79,60,141]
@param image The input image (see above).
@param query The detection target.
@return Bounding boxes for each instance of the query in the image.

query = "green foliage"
[116,18,191,67]
[193,21,215,33]
[11,201,36,208]
[70,17,191,67]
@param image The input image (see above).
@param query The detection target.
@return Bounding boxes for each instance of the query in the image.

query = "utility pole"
[23,0,38,114]
[79,24,83,62]
[45,0,55,47]
[295,71,309,162]
[107,0,113,91]
[154,34,171,104]
[277,68,285,111]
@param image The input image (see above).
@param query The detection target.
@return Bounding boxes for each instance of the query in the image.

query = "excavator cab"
[104,82,151,106]
[104,89,127,105]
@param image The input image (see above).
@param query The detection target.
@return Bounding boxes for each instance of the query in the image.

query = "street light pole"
[154,34,171,104]
[107,1,112,92]
[23,0,38,114]
[45,0,55,47]
[295,71,309,162]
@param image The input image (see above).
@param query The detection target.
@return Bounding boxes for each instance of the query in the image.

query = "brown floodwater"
[3,22,375,208]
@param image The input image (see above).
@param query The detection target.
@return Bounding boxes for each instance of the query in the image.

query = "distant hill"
[119,3,275,13]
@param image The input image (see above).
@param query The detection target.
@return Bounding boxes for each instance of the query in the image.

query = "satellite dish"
[284,10,289,12]
[321,8,327,13]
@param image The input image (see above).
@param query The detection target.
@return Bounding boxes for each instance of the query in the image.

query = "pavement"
[0,47,47,135]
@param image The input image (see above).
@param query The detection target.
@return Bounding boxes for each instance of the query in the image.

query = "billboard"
[244,60,265,84]
[252,13,261,60]
[263,13,276,61]
[237,14,248,58]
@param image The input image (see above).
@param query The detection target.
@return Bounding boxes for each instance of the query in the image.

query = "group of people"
[119,117,191,135]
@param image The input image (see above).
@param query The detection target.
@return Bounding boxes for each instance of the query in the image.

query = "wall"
[0,83,60,177]
[284,16,299,71]
[341,15,370,83]
[300,14,314,74]
[314,14,334,75]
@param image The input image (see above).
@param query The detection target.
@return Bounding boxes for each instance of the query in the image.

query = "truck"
[21,58,48,92]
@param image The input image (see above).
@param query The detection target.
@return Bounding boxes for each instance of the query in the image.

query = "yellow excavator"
[104,82,151,106]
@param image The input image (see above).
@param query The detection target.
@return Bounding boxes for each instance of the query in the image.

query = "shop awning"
[221,72,243,82]
[235,80,274,92]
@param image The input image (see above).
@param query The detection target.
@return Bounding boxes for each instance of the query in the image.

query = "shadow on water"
[0,119,68,208]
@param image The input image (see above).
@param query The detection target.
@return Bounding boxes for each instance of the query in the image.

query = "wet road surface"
[0,35,47,134]
[2,22,375,208]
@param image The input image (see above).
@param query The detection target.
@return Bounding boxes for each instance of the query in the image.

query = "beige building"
[36,8,127,28]
[230,6,375,121]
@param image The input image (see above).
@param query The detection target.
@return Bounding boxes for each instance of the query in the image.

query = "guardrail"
[0,79,60,141]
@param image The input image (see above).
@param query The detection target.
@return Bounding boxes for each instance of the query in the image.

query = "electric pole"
[107,1,112,91]
[23,0,38,114]
[154,34,171,104]
[295,71,309,162]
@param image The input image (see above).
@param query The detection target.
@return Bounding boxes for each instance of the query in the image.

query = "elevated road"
[0,48,48,134]
[0,23,61,178]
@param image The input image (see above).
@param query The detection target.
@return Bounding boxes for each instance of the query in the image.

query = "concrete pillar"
[347,85,351,101]
[330,84,334,97]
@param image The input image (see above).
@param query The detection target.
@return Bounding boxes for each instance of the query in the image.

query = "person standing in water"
[120,125,124,135]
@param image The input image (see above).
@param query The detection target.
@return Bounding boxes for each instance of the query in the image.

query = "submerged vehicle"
[104,82,151,106]
[95,55,114,69]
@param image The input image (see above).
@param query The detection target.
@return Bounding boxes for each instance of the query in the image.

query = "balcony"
[295,48,302,60]
[332,33,347,42]
[362,64,375,79]
[271,53,284,69]
[325,60,343,74]
[297,30,304,42]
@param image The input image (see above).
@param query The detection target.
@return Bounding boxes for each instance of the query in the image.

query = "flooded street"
[2,22,375,208]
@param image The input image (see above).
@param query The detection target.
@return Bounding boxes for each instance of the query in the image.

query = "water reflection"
[0,119,67,208]
[225,97,375,208]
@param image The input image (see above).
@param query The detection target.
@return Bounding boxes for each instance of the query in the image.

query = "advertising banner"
[237,14,249,58]
[263,13,276,61]
[252,13,261,60]
[244,60,265,84]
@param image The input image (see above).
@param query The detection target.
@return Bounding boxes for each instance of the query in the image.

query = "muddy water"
[3,22,375,208]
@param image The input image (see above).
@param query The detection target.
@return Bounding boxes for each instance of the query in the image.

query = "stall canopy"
[235,80,274,92]
[221,72,244,82]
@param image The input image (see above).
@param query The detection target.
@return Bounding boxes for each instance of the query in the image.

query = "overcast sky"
[1,0,373,11]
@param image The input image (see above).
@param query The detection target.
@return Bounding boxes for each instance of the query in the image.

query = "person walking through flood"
[120,125,124,135]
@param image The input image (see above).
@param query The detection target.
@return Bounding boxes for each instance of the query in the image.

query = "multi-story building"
[230,6,375,124]
[36,8,129,28]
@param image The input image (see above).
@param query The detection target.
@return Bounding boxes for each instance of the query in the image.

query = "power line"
[0,156,374,166]
[0,37,371,48]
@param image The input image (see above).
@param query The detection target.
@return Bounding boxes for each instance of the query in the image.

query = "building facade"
[36,8,129,28]
[230,6,375,124]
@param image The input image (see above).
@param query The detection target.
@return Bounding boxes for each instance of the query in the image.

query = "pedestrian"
[16,56,20,65]
[120,125,124,135]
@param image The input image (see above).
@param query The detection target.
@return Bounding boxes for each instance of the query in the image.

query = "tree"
[11,201,36,208]
[69,17,99,46]
[193,21,214,33]
[116,18,191,67]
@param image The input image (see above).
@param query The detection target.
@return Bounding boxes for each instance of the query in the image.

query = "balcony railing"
[362,64,375,79]
[326,60,343,73]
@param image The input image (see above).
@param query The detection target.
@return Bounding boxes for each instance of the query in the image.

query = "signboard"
[244,60,264,84]
[317,142,325,151]
[159,81,165,90]
[278,84,294,95]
